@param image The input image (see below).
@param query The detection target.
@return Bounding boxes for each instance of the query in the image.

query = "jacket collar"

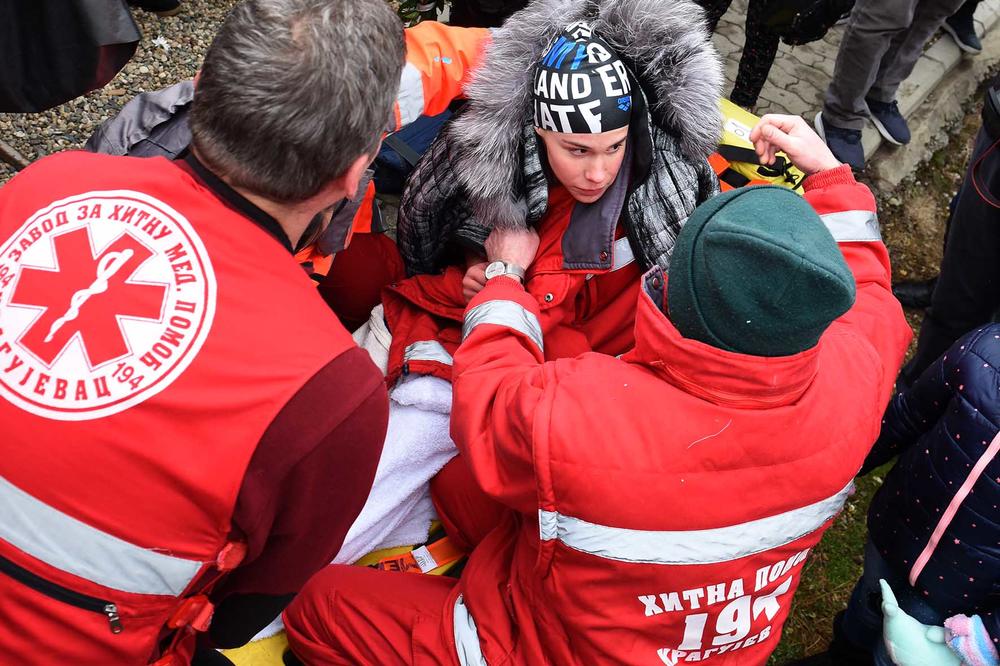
[557,139,633,271]
[180,152,294,254]
[622,268,820,408]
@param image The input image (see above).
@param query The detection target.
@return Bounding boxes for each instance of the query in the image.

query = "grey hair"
[190,0,405,203]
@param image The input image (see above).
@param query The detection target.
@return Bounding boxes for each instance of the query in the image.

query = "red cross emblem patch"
[0,191,216,420]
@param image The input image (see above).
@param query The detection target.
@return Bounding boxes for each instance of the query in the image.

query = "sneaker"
[815,111,864,171]
[865,98,911,146]
[942,14,983,54]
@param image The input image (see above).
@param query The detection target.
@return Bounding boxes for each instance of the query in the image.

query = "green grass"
[768,465,892,663]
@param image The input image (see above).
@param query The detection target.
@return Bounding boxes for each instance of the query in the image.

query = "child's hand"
[463,262,488,302]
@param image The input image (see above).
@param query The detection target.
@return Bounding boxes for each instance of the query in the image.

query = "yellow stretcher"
[712,99,806,193]
[223,537,462,666]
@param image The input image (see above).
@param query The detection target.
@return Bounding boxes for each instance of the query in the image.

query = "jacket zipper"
[0,551,122,633]
[580,275,595,320]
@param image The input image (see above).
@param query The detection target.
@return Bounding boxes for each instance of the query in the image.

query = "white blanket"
[334,373,456,563]
[251,307,458,640]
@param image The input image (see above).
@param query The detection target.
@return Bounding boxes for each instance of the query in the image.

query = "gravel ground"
[0,0,238,184]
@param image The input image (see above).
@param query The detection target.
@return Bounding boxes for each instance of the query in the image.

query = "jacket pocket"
[0,550,123,634]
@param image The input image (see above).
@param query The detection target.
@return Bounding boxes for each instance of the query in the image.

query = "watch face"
[484,261,506,280]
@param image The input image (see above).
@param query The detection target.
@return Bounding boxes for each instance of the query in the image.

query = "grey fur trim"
[449,0,723,228]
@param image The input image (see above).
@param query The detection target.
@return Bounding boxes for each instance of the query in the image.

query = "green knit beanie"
[667,186,856,357]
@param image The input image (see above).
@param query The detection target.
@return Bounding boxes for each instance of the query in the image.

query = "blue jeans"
[839,539,947,666]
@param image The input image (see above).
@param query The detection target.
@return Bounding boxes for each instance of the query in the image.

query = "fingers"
[756,114,803,134]
[462,276,485,303]
[749,115,785,143]
[752,130,780,166]
[467,265,487,284]
[757,123,795,165]
[766,138,779,165]
[751,121,781,166]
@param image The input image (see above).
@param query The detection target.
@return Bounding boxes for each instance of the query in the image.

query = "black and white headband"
[532,21,632,134]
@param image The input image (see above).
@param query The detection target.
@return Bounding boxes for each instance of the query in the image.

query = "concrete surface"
[713,0,1000,188]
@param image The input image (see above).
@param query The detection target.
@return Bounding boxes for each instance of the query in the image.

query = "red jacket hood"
[623,268,820,409]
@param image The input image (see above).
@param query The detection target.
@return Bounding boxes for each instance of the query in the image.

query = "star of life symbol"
[0,191,216,421]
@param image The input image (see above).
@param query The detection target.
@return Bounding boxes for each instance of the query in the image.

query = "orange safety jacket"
[0,152,358,665]
[446,167,913,665]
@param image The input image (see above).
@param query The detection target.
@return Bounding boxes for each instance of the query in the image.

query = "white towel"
[351,303,390,374]
[251,315,458,641]
[334,374,457,564]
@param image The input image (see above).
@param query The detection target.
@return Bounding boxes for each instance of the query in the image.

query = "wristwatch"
[484,260,526,283]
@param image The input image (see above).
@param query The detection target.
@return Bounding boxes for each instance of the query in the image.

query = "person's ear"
[338,152,373,201]
[309,152,372,212]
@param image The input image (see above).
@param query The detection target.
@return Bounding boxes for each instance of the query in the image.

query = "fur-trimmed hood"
[451,0,723,229]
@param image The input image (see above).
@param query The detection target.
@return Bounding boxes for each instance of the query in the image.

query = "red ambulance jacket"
[447,167,913,665]
[383,183,641,384]
[0,151,385,665]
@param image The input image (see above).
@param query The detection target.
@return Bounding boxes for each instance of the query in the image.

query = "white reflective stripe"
[820,210,881,242]
[538,508,558,541]
[612,236,635,272]
[0,475,204,596]
[453,594,489,665]
[539,482,852,565]
[404,340,453,366]
[397,63,425,127]
[463,300,544,353]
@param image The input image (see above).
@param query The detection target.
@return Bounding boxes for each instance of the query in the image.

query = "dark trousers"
[823,0,965,129]
[696,0,781,108]
[900,106,1000,386]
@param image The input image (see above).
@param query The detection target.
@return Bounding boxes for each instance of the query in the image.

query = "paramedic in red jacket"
[81,21,492,332]
[0,2,487,664]
[283,115,912,665]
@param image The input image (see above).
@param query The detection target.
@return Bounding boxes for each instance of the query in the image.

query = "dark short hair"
[190,0,405,203]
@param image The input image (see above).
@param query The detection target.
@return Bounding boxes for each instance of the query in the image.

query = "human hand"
[484,226,540,272]
[463,262,488,302]
[749,114,841,175]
